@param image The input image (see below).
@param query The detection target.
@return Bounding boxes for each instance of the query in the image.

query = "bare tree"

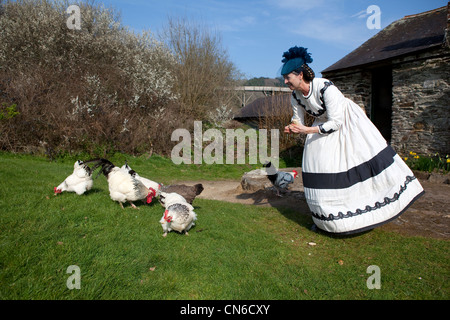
[161,17,240,120]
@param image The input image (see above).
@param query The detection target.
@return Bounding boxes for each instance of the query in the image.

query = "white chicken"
[158,192,197,237]
[54,160,94,196]
[121,161,162,197]
[95,159,157,209]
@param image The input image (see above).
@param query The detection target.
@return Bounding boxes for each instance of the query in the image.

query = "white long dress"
[291,78,424,234]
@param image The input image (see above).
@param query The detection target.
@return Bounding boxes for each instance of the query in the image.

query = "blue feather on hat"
[280,46,313,75]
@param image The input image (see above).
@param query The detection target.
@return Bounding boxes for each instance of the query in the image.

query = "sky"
[98,0,447,79]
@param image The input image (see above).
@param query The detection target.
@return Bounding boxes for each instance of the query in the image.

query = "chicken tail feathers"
[263,161,278,177]
[194,184,204,195]
[82,158,102,164]
[88,158,115,178]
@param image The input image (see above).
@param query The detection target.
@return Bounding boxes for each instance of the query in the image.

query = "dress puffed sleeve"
[317,83,345,134]
[290,94,305,126]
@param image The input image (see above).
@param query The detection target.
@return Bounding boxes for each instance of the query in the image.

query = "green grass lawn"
[0,152,448,300]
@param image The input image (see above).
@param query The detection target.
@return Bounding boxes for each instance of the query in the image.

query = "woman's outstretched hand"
[285,123,319,135]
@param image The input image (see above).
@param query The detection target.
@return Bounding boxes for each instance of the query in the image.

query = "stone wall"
[390,47,450,156]
[322,69,372,115]
[323,46,450,157]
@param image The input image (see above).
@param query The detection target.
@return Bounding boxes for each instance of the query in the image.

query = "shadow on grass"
[235,188,312,229]
[235,189,374,239]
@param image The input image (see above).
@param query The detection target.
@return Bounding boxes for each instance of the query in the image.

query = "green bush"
[0,103,19,120]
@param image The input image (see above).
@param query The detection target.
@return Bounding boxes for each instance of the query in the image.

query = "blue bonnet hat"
[280,46,313,76]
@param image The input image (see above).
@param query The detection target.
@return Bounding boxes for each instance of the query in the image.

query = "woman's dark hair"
[292,64,315,81]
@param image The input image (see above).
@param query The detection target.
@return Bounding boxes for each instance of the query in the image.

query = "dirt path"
[180,175,450,240]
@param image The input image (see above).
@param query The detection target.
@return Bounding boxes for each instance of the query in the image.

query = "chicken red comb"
[163,209,172,223]
[146,188,156,204]
[293,170,298,178]
[54,187,61,194]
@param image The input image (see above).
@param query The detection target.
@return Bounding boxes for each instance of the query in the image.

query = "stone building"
[322,4,450,156]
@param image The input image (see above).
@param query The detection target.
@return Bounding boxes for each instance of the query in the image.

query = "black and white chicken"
[263,161,298,196]
[159,192,197,237]
[54,160,94,196]
[95,159,156,209]
[160,183,204,205]
[121,161,162,197]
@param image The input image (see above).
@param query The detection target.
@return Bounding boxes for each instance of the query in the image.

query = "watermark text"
[366,5,381,30]
[66,265,81,290]
[171,121,279,167]
[66,5,81,30]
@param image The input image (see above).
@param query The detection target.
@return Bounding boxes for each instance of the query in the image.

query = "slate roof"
[322,5,448,73]
[233,94,291,120]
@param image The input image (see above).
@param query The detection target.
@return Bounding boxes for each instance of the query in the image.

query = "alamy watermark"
[66,5,81,30]
[366,5,381,30]
[366,265,381,289]
[354,5,381,30]
[171,121,280,168]
[64,264,380,291]
[66,265,81,290]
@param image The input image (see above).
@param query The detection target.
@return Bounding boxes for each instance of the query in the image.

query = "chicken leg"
[129,201,139,209]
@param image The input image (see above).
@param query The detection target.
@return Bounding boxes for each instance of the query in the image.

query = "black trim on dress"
[310,175,418,222]
[302,145,397,189]
[313,189,425,235]
[292,81,334,118]
[318,124,335,134]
